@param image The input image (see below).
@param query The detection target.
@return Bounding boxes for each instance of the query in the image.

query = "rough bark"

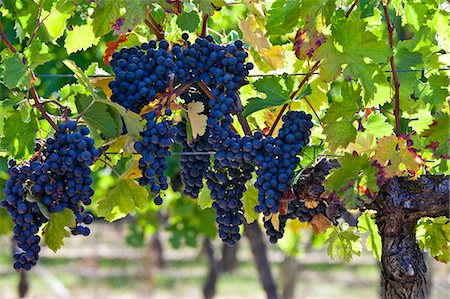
[375,175,449,299]
[202,238,219,299]
[244,221,280,299]
[293,158,449,299]
[221,243,238,273]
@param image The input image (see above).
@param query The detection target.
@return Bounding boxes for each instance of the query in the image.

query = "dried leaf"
[310,213,332,234]
[187,101,208,139]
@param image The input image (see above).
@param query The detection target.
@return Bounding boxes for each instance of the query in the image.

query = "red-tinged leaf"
[372,135,422,178]
[103,34,130,66]
[293,27,326,60]
[421,113,449,159]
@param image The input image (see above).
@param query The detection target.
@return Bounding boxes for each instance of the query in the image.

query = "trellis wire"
[35,67,450,79]
[105,151,216,156]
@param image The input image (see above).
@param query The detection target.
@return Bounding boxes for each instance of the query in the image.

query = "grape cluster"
[134,109,177,205]
[175,121,212,199]
[108,36,320,246]
[1,160,47,271]
[254,111,313,216]
[288,199,327,223]
[39,121,98,235]
[109,40,182,113]
[264,198,327,244]
[1,121,99,270]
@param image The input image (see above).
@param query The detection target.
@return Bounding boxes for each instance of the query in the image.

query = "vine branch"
[382,1,401,136]
[345,0,359,18]
[0,21,58,130]
[268,61,321,136]
[200,14,210,37]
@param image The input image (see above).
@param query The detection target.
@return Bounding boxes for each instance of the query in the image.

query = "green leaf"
[324,153,380,209]
[118,0,148,35]
[94,99,144,138]
[0,208,13,235]
[91,0,120,37]
[419,72,449,109]
[97,178,150,222]
[416,216,449,263]
[177,11,200,32]
[43,208,76,253]
[0,104,13,136]
[0,53,28,89]
[314,19,392,100]
[266,0,301,35]
[24,39,54,68]
[64,24,100,54]
[0,109,38,159]
[197,184,213,209]
[362,113,394,139]
[326,223,362,263]
[197,0,215,15]
[421,113,449,158]
[322,82,362,151]
[358,0,376,18]
[75,96,122,140]
[3,0,40,36]
[244,97,290,117]
[242,182,259,223]
[243,75,295,116]
[41,1,76,40]
[62,60,94,95]
[358,211,382,261]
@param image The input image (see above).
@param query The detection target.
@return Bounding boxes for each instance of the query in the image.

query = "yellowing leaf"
[372,135,422,178]
[271,212,280,231]
[91,77,114,99]
[123,158,143,180]
[65,24,100,54]
[260,45,284,70]
[287,218,309,232]
[346,134,375,155]
[238,16,271,50]
[44,209,76,253]
[97,178,149,221]
[187,101,207,139]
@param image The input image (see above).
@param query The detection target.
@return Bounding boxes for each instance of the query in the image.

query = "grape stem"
[200,14,209,37]
[268,61,321,136]
[345,0,359,18]
[382,1,401,136]
[0,21,59,130]
[97,157,121,177]
[196,80,240,134]
[144,16,164,41]
[76,99,96,122]
[303,97,323,126]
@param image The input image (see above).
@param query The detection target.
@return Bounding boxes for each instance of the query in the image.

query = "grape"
[110,40,182,113]
[255,111,313,217]
[1,121,99,271]
[134,109,177,205]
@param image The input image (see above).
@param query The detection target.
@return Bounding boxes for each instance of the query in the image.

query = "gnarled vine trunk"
[294,159,449,299]
[375,176,449,299]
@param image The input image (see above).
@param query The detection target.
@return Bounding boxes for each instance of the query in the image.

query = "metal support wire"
[105,151,216,156]
[34,67,450,79]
